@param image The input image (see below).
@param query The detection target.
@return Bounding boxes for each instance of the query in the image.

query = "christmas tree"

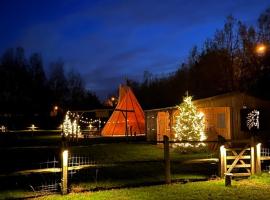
[63,111,72,137]
[173,95,206,148]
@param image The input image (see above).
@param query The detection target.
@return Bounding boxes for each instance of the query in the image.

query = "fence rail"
[3,137,270,195]
[35,182,59,193]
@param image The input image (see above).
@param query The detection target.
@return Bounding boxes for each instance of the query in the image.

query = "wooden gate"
[224,146,252,177]
[220,139,261,178]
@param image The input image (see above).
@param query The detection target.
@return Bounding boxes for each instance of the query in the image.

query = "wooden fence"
[219,138,263,177]
[163,136,269,183]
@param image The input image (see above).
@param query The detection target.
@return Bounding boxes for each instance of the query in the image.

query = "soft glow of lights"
[63,112,72,136]
[220,145,226,155]
[256,143,262,149]
[256,44,267,55]
[72,120,77,135]
[173,95,206,149]
[29,124,38,131]
[0,125,6,132]
[62,150,68,167]
[62,111,82,137]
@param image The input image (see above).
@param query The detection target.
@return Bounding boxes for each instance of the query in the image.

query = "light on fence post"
[220,145,226,155]
[63,150,68,167]
[256,143,262,174]
[220,145,226,178]
[62,150,68,195]
[251,137,255,175]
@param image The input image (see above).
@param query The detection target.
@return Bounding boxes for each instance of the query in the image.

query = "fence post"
[219,145,226,178]
[250,137,255,175]
[61,150,68,195]
[164,135,171,184]
[255,143,261,174]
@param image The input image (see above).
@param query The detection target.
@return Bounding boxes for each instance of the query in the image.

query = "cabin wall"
[145,93,270,142]
[198,107,231,140]
[146,112,157,141]
[157,111,171,141]
[194,93,270,140]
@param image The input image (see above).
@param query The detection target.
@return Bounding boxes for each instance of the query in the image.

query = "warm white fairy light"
[62,111,105,137]
[72,120,77,135]
[28,124,38,131]
[1,125,6,132]
[173,95,206,148]
[63,112,72,136]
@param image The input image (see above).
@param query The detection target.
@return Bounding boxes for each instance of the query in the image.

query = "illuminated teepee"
[173,95,206,148]
[101,85,145,136]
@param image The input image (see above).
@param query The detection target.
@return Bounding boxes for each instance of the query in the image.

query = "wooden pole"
[61,150,68,195]
[255,143,261,174]
[164,135,171,184]
[219,145,223,178]
[224,173,233,186]
[219,145,226,178]
[250,137,255,175]
[224,146,227,176]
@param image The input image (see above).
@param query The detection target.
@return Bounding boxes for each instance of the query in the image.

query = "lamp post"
[253,43,268,80]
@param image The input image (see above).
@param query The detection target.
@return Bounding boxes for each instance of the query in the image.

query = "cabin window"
[217,113,226,128]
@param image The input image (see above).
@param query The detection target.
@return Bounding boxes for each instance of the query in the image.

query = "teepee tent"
[101,85,145,136]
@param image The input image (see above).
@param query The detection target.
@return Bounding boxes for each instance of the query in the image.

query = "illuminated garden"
[1,1,270,200]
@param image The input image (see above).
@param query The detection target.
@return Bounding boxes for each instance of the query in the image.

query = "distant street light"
[54,106,59,111]
[110,96,118,107]
[255,44,267,56]
[50,105,60,117]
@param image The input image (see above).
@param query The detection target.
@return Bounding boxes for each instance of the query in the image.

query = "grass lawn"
[32,174,270,200]
[68,143,216,191]
[70,143,214,163]
[0,137,218,197]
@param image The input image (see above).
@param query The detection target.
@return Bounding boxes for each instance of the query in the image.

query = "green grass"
[0,190,37,200]
[66,143,216,191]
[0,132,62,147]
[32,173,270,200]
[2,139,268,200]
[70,162,210,192]
[0,138,217,198]
[0,143,216,198]
[70,143,214,163]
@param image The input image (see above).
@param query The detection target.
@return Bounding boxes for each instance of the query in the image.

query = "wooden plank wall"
[145,93,270,142]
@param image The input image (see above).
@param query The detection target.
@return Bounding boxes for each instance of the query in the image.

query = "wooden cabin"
[145,92,270,142]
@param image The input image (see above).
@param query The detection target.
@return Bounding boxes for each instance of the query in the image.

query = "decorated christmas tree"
[63,111,72,137]
[173,95,206,148]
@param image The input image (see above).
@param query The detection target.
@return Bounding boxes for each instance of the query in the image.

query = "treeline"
[0,47,101,114]
[129,8,270,109]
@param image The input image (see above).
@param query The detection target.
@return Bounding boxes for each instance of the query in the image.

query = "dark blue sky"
[0,0,269,100]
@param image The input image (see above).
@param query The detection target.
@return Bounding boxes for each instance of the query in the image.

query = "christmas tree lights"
[63,112,72,136]
[173,95,206,148]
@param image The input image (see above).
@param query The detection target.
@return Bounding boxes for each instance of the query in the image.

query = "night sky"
[1,0,269,100]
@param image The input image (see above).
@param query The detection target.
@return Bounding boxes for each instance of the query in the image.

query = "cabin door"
[157,111,170,141]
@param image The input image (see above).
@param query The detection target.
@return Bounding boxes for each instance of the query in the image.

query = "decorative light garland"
[62,111,106,134]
